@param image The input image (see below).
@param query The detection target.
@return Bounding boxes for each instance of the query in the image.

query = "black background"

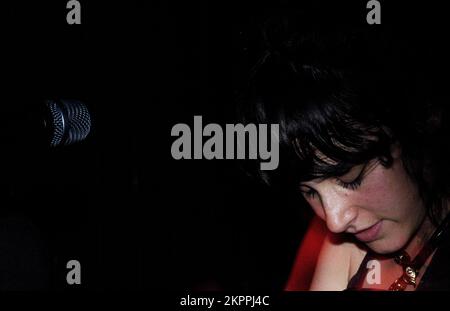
[1,0,449,293]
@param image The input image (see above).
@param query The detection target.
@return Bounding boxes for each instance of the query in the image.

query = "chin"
[365,236,409,255]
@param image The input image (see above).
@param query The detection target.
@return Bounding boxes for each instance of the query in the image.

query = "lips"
[354,221,382,243]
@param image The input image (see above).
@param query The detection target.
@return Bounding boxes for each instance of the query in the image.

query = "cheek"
[361,175,395,213]
[359,162,423,220]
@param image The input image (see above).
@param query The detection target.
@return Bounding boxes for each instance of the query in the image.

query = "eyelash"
[302,188,318,199]
[334,174,364,190]
[301,166,366,198]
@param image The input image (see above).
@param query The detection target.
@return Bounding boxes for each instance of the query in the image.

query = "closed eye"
[335,162,370,190]
[299,185,318,199]
[299,160,376,200]
[334,175,363,190]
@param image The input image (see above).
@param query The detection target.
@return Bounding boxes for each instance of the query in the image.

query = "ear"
[390,142,402,160]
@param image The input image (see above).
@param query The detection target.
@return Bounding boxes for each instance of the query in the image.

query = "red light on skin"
[285,216,328,290]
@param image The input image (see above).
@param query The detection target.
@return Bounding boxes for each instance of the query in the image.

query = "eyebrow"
[300,162,368,186]
[338,162,366,177]
[300,177,327,186]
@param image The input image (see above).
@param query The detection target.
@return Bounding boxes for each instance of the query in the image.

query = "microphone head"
[45,100,91,147]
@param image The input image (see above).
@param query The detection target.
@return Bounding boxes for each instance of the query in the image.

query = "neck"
[404,199,450,259]
[404,215,435,259]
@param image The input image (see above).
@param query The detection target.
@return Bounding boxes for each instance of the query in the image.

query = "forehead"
[294,141,359,181]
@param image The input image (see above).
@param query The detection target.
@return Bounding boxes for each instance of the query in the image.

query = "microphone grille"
[46,100,91,147]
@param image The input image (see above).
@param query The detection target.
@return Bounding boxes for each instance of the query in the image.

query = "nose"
[321,190,358,233]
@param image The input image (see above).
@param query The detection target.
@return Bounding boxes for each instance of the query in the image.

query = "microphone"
[2,99,92,147]
[42,99,91,147]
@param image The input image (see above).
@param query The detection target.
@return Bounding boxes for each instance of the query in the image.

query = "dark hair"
[238,15,450,224]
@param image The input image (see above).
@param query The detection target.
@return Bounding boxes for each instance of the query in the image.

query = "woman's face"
[299,146,427,254]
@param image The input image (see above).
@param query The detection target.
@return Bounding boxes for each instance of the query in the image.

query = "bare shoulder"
[309,233,367,291]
